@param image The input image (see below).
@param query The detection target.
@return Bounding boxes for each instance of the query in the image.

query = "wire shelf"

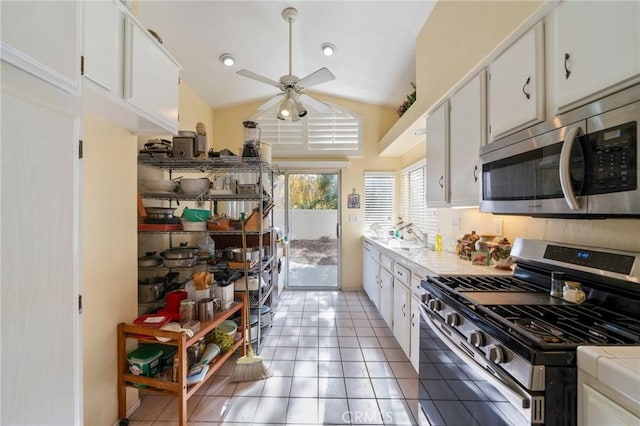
[138,156,276,173]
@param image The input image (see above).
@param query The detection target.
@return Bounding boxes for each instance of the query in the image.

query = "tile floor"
[128,290,420,425]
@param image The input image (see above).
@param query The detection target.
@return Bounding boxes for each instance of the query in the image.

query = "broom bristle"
[230,355,271,382]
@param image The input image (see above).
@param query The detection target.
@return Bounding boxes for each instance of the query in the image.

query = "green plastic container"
[128,346,162,379]
[140,343,177,369]
[182,208,210,222]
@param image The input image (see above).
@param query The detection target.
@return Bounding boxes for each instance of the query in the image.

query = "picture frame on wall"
[347,190,360,209]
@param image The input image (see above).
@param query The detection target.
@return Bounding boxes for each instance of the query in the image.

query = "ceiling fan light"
[321,43,336,56]
[219,53,235,66]
[293,98,307,117]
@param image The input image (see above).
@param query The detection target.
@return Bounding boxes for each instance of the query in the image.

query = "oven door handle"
[559,125,582,210]
[418,303,539,423]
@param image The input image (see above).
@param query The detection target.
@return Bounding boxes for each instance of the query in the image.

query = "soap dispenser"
[435,231,443,252]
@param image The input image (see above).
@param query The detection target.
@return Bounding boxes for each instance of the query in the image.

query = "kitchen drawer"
[380,254,393,272]
[394,263,410,286]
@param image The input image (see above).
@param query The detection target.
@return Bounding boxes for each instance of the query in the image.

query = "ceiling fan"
[236,7,335,121]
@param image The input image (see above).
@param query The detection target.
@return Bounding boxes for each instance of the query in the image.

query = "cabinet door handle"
[564,53,571,80]
[402,304,406,316]
[522,76,531,100]
[411,312,415,327]
[473,165,478,182]
[438,175,444,189]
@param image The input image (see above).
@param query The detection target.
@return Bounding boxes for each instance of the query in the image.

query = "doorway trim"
[281,169,342,291]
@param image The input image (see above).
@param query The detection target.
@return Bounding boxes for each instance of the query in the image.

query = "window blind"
[364,173,395,230]
[401,162,438,246]
[253,103,361,156]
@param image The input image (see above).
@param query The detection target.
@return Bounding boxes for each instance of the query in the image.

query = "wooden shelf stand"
[117,292,247,425]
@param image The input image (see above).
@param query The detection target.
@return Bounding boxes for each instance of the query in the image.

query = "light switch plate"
[349,214,358,223]
[452,216,461,231]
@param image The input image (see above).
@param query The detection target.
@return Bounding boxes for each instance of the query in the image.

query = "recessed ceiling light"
[219,53,235,67]
[321,43,336,56]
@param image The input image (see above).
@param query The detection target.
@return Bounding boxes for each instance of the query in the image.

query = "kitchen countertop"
[364,236,513,277]
[577,346,640,409]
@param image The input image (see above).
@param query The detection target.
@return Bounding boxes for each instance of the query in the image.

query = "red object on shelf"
[133,314,172,327]
[156,309,181,322]
[166,290,188,312]
[138,223,182,232]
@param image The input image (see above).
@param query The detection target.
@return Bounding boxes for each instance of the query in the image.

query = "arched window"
[252,103,362,156]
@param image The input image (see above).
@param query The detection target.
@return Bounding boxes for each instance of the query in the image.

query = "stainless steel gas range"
[418,238,640,426]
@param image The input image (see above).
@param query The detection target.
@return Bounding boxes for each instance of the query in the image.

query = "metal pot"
[138,252,162,267]
[162,247,198,259]
[163,257,198,268]
[231,247,259,262]
[138,277,165,303]
[145,207,177,219]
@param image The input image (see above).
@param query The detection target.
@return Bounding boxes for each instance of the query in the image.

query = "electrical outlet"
[452,216,461,231]
[495,219,503,236]
[349,214,358,223]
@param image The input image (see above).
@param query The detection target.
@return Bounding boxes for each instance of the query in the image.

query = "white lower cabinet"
[363,242,380,308]
[409,296,421,372]
[580,384,639,426]
[379,267,394,329]
[392,282,411,355]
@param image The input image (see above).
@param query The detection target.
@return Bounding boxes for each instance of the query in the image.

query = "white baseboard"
[111,398,141,426]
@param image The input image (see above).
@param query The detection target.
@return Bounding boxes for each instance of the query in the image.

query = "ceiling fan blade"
[258,93,284,111]
[297,67,335,89]
[237,69,281,88]
[299,93,332,113]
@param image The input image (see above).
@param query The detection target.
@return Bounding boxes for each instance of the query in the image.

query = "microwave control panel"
[589,121,637,194]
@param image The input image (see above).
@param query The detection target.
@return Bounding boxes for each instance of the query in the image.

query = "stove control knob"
[422,293,432,304]
[468,331,485,347]
[446,313,461,327]
[487,345,505,364]
[428,298,441,312]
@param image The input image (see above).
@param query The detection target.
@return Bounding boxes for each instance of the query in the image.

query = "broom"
[230,218,271,382]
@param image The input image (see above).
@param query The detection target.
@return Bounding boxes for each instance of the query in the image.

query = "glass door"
[274,172,340,289]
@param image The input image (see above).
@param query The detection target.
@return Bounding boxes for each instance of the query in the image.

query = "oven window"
[483,141,585,201]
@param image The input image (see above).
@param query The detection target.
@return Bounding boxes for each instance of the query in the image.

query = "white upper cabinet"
[82,1,180,135]
[449,71,486,206]
[125,19,180,132]
[553,1,640,112]
[83,0,123,94]
[488,21,545,141]
[1,1,82,94]
[426,101,449,206]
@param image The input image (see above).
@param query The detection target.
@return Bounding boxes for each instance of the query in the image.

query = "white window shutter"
[364,173,395,230]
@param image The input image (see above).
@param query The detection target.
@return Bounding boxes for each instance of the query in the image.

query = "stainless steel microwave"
[480,85,639,217]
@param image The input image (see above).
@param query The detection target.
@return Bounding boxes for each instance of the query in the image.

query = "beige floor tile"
[361,348,387,362]
[268,359,295,376]
[371,378,404,399]
[318,361,344,377]
[280,326,301,336]
[318,398,350,425]
[358,337,381,348]
[338,336,360,348]
[355,327,376,337]
[189,396,232,422]
[377,337,401,349]
[298,336,320,347]
[233,379,265,396]
[318,377,347,398]
[204,375,237,396]
[296,347,319,361]
[220,396,259,423]
[347,398,383,424]
[336,326,357,336]
[156,396,201,421]
[252,397,289,423]
[291,376,319,398]
[377,398,415,425]
[373,327,393,337]
[261,376,292,397]
[318,336,340,347]
[286,397,319,424]
[396,378,419,399]
[293,360,318,377]
[389,362,418,379]
[130,395,172,421]
[366,361,395,378]
[340,348,364,362]
[342,361,370,378]
[383,348,409,362]
[345,378,376,398]
[318,347,341,361]
[273,346,297,360]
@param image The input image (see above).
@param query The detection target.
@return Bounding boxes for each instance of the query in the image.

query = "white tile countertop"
[364,236,513,277]
[578,346,640,408]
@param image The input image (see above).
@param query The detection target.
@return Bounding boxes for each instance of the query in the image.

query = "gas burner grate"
[482,304,640,347]
[431,275,541,292]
